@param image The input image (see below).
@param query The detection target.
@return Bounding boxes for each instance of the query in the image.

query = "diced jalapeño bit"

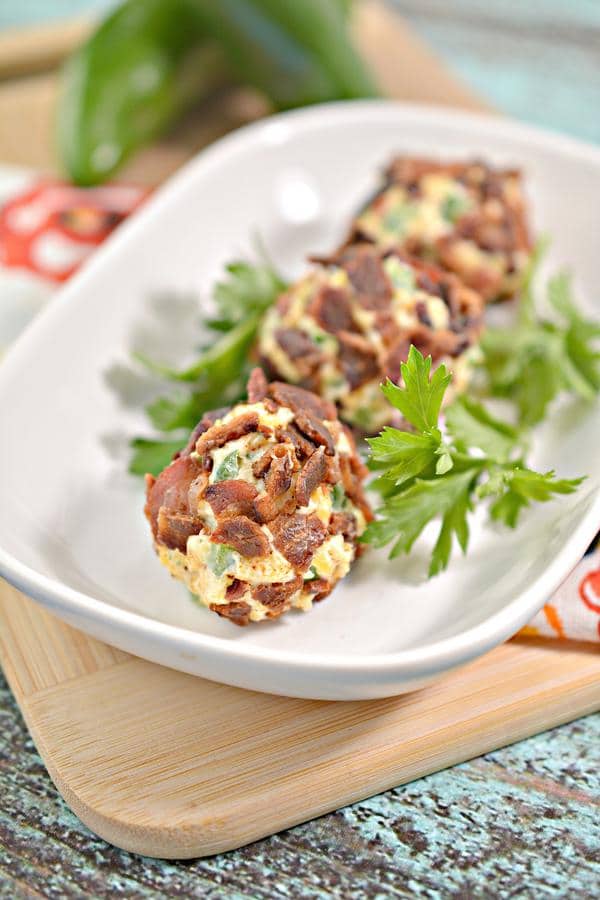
[208,543,236,576]
[332,484,347,510]
[382,204,416,235]
[304,565,319,581]
[383,256,416,292]
[442,193,469,223]
[352,406,376,431]
[213,449,240,482]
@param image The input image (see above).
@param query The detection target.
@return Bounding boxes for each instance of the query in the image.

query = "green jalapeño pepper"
[58,0,228,185]
[58,0,377,185]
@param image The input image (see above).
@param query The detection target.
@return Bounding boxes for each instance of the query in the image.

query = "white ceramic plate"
[0,101,598,700]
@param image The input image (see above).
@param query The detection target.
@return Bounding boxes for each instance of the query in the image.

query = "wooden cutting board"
[0,0,598,860]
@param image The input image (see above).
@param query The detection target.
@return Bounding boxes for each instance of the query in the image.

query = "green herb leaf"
[135,313,260,383]
[487,468,583,528]
[130,257,286,475]
[381,345,451,433]
[213,260,286,324]
[368,428,440,485]
[548,271,600,396]
[518,234,549,325]
[445,396,522,462]
[430,483,471,576]
[362,345,585,575]
[364,469,477,564]
[480,243,600,426]
[129,437,185,476]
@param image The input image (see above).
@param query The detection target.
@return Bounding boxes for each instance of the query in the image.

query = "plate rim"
[0,99,599,684]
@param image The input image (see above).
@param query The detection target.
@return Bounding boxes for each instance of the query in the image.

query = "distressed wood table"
[1,0,599,895]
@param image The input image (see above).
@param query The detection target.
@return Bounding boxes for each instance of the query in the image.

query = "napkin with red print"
[0,165,598,643]
[0,165,147,349]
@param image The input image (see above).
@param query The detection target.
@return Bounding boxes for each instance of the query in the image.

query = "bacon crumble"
[146,369,370,625]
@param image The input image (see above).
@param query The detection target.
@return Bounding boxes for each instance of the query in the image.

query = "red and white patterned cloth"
[0,167,598,643]
[520,544,600,642]
[0,166,147,348]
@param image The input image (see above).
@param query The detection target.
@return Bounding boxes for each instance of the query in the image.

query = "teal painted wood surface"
[0,671,599,896]
[1,1,600,894]
[1,1,599,143]
[393,0,600,144]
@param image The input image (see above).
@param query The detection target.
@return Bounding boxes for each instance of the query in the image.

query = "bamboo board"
[0,0,598,860]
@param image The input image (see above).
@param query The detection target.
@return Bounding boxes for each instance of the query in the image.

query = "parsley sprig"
[130,259,286,475]
[362,347,583,576]
[480,240,600,426]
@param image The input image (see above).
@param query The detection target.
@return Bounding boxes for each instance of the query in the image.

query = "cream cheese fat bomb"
[145,369,372,625]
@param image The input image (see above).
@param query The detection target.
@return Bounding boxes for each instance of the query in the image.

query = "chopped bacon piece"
[204,480,258,518]
[323,454,342,484]
[252,449,274,479]
[294,410,335,456]
[195,412,260,456]
[339,455,373,522]
[277,423,317,460]
[145,455,202,537]
[338,331,380,389]
[375,311,402,345]
[247,367,268,403]
[295,446,327,507]
[307,578,333,602]
[342,246,392,310]
[188,472,210,514]
[276,291,293,315]
[309,286,356,334]
[212,515,269,558]
[384,337,411,383]
[252,576,303,612]
[251,448,274,479]
[329,511,359,542]
[269,513,327,569]
[268,381,336,421]
[177,407,229,458]
[253,492,296,524]
[409,324,466,362]
[156,509,203,553]
[275,328,321,364]
[209,601,252,626]
[264,446,295,497]
[226,579,248,602]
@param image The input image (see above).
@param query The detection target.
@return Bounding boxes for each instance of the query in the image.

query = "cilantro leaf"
[364,469,477,574]
[430,483,471,576]
[134,314,260,383]
[362,345,586,576]
[213,260,286,324]
[445,396,522,462]
[487,468,584,528]
[481,242,600,426]
[129,437,186,477]
[548,271,600,396]
[367,428,441,486]
[130,257,286,475]
[381,345,451,432]
[518,234,549,325]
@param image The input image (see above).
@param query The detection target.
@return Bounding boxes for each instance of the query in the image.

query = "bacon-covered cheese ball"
[145,369,372,625]
[348,157,531,302]
[259,243,484,433]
